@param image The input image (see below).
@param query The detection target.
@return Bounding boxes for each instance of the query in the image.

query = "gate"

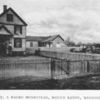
[51,58,100,79]
[51,58,71,79]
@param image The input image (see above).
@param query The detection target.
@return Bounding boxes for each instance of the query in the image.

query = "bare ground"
[0,74,100,89]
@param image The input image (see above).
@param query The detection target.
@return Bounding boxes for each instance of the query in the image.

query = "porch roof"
[0,25,13,36]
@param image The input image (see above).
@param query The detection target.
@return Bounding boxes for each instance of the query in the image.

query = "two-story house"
[0,5,27,55]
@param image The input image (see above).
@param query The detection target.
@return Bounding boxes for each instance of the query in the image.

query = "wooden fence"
[0,58,51,79]
[39,50,100,60]
[0,57,100,80]
[52,59,100,79]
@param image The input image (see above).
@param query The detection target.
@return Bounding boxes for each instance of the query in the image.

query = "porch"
[0,25,13,56]
[0,35,12,56]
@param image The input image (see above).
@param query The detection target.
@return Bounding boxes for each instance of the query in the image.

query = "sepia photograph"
[0,0,100,90]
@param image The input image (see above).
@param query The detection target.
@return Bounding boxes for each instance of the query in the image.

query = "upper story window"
[7,14,13,22]
[14,25,22,35]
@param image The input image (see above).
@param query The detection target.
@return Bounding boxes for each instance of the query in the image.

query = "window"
[14,25,22,35]
[7,14,13,22]
[14,38,22,48]
[30,42,33,47]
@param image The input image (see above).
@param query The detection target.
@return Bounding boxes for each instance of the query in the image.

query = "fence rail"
[52,58,100,79]
[0,58,51,79]
[0,56,100,80]
[39,50,100,60]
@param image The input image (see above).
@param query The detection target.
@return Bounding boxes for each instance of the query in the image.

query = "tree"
[65,37,75,46]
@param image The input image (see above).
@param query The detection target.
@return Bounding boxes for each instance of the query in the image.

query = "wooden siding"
[26,41,38,48]
[0,8,27,52]
[44,36,66,48]
[0,10,25,25]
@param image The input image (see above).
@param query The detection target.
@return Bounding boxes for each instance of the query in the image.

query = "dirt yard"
[0,74,100,89]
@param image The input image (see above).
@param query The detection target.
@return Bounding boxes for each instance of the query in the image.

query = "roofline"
[0,7,27,26]
[52,35,64,41]
[26,35,64,42]
[0,25,13,35]
[0,22,27,26]
[42,34,64,42]
[26,36,49,41]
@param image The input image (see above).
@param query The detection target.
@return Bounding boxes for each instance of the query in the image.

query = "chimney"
[3,5,7,12]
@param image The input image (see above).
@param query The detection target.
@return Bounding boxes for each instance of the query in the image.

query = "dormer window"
[7,14,13,22]
[14,25,22,35]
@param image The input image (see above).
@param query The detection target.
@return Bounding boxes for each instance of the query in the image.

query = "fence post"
[51,59,55,79]
[87,61,90,73]
[67,60,70,74]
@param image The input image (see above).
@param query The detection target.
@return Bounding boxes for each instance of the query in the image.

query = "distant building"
[26,34,66,48]
[0,5,27,54]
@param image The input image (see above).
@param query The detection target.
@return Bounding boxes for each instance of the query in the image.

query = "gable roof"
[0,7,27,26]
[26,34,64,42]
[42,35,64,42]
[0,25,13,35]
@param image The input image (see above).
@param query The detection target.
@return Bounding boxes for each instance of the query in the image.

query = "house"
[26,34,66,48]
[0,5,27,55]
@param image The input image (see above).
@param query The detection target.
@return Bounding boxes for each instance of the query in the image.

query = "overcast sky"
[0,0,100,43]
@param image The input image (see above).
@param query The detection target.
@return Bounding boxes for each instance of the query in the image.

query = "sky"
[0,0,100,43]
